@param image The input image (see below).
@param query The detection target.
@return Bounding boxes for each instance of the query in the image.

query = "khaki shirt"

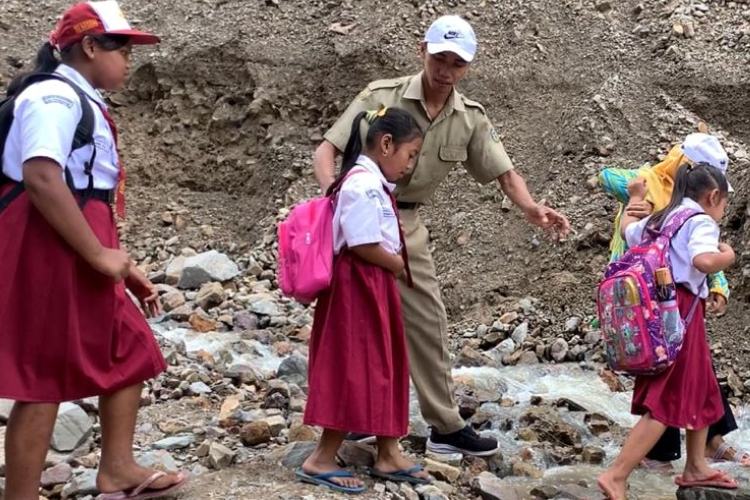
[324,72,514,203]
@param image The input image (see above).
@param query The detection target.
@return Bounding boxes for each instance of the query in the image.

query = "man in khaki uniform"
[314,15,570,457]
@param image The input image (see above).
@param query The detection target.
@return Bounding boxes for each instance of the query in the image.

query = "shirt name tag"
[42,95,75,108]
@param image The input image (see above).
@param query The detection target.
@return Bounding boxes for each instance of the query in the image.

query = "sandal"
[675,470,738,490]
[95,471,189,499]
[712,442,750,466]
[367,465,432,485]
[295,468,366,494]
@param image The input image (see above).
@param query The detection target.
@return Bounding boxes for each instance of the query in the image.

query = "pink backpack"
[596,208,702,375]
[277,170,365,304]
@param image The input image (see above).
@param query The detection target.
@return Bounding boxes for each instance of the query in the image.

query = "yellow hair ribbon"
[365,106,388,123]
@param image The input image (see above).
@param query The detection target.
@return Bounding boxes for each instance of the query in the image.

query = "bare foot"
[597,470,627,500]
[97,461,185,494]
[301,455,363,489]
[373,453,430,481]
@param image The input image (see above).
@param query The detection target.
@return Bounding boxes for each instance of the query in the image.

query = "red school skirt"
[0,188,167,403]
[303,250,409,437]
[631,287,723,430]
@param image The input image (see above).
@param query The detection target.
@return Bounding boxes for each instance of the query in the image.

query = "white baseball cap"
[424,15,477,62]
[681,133,733,191]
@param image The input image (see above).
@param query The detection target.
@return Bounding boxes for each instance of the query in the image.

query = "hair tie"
[48,29,61,51]
[365,106,388,124]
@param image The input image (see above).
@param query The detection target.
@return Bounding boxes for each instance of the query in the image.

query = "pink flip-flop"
[674,470,738,490]
[95,471,189,500]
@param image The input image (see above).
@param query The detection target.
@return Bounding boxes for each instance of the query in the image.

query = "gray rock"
[556,483,605,499]
[51,403,93,452]
[519,351,539,365]
[178,251,240,289]
[248,293,281,317]
[153,434,195,451]
[137,450,179,471]
[41,462,73,487]
[473,472,524,500]
[279,441,317,469]
[511,322,529,345]
[189,381,212,395]
[0,398,13,423]
[495,339,516,356]
[233,311,258,331]
[550,338,569,362]
[277,353,308,386]
[61,469,98,499]
[208,442,235,469]
[415,484,450,500]
[162,290,186,312]
[565,317,581,332]
[165,255,187,286]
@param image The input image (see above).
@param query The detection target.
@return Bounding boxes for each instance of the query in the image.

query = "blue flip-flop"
[367,465,432,485]
[295,468,366,494]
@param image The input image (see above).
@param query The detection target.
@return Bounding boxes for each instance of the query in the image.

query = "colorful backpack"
[596,208,702,375]
[277,170,365,304]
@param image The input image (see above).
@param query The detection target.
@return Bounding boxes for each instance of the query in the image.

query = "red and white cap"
[49,1,160,51]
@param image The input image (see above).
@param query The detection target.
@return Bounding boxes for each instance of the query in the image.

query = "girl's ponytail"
[340,111,369,178]
[649,162,728,229]
[8,42,60,96]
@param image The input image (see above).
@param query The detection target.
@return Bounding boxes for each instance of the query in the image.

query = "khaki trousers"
[398,208,465,434]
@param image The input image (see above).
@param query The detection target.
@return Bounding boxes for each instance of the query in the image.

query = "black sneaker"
[426,425,500,457]
[344,432,377,444]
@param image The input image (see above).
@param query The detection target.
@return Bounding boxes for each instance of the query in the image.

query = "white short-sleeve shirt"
[625,197,721,298]
[1,64,120,190]
[333,155,401,255]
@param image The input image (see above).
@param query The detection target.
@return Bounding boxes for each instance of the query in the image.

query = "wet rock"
[585,412,613,436]
[425,451,463,467]
[240,421,272,446]
[550,338,569,362]
[599,369,626,392]
[495,339,516,356]
[41,462,73,487]
[424,458,461,482]
[677,487,750,499]
[556,483,603,499]
[456,345,492,367]
[189,310,219,333]
[519,351,539,365]
[511,322,529,345]
[277,353,308,386]
[511,460,543,479]
[519,407,580,445]
[196,282,225,310]
[582,446,606,464]
[178,251,240,289]
[51,403,93,452]
[473,471,525,500]
[530,484,560,499]
[153,434,195,450]
[207,442,236,469]
[61,469,97,499]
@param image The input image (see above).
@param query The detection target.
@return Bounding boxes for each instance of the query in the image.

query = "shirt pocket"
[438,145,468,163]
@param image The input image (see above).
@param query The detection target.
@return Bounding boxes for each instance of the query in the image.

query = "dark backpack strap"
[0,72,96,214]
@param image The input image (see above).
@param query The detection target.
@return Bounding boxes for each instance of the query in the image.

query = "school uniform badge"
[490,127,500,143]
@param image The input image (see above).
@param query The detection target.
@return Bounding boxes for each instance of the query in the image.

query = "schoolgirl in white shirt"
[0,2,187,499]
[599,163,736,499]
[299,107,432,494]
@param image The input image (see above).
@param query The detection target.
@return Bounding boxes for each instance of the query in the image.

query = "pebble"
[41,462,73,487]
[153,434,195,450]
[240,421,272,446]
[207,441,236,469]
[60,469,97,499]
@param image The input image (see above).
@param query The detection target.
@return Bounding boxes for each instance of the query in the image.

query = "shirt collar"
[54,64,106,107]
[355,154,396,192]
[403,72,465,113]
[681,197,705,213]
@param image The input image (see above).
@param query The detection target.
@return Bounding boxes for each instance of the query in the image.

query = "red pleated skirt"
[303,250,409,437]
[632,287,723,429]
[0,188,166,403]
